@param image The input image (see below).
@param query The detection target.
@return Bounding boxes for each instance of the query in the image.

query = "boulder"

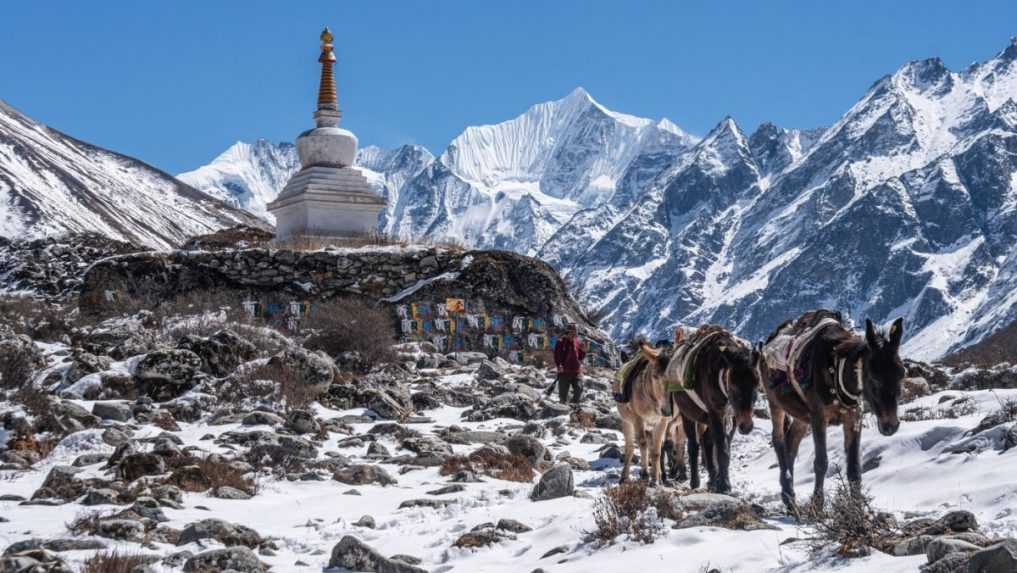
[334,464,397,486]
[507,434,547,466]
[183,547,268,573]
[530,464,574,501]
[328,535,427,573]
[91,401,132,422]
[179,519,263,548]
[135,349,203,401]
[286,409,320,434]
[926,537,982,564]
[119,452,166,482]
[967,539,1017,573]
[177,329,256,377]
[476,360,505,381]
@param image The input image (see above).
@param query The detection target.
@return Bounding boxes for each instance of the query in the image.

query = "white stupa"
[267,27,385,241]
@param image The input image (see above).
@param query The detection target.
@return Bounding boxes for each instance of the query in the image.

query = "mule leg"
[672,420,688,483]
[783,418,810,515]
[636,421,650,482]
[709,414,732,494]
[701,426,719,492]
[843,408,863,496]
[648,420,668,486]
[683,417,701,490]
[809,415,829,512]
[770,408,793,509]
[621,419,635,483]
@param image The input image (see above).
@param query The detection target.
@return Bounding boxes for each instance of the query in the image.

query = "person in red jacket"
[553,323,587,404]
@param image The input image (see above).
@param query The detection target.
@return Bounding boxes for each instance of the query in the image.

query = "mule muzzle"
[736,413,754,435]
[877,416,900,436]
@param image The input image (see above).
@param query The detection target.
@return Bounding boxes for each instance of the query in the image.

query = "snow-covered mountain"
[563,40,1017,360]
[178,140,434,226]
[0,100,262,250]
[179,40,1017,359]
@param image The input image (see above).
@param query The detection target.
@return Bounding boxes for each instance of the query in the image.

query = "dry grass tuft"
[592,481,664,545]
[439,449,535,483]
[81,551,154,573]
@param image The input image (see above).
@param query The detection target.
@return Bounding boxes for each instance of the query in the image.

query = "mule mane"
[821,324,866,358]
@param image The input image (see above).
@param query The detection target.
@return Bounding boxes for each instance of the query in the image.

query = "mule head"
[638,341,671,391]
[718,338,758,435]
[863,317,905,436]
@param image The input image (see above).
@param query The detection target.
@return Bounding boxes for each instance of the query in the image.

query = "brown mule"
[759,310,905,514]
[638,327,759,493]
[617,343,678,485]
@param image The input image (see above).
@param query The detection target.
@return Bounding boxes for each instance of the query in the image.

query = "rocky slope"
[0,100,263,250]
[1,303,1016,572]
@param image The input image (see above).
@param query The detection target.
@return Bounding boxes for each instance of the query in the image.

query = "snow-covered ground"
[2,358,1014,572]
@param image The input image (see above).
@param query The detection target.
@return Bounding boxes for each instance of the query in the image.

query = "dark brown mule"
[641,326,759,493]
[759,310,905,514]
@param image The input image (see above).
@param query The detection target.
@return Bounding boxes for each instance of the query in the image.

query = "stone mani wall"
[79,246,619,365]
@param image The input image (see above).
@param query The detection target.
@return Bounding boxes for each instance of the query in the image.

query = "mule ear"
[888,317,904,348]
[639,342,660,362]
[864,318,879,346]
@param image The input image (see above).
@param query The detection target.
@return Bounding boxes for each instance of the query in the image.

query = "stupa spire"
[314,27,341,127]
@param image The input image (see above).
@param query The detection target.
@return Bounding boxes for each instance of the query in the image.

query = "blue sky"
[4,1,1017,174]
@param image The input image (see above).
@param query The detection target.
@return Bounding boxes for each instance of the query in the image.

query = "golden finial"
[316,26,339,114]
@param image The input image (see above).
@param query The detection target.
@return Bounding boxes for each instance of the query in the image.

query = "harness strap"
[833,356,864,407]
[718,367,730,400]
[786,318,840,404]
[683,387,710,414]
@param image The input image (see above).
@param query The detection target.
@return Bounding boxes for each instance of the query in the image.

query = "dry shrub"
[0,345,35,390]
[900,398,978,422]
[221,361,321,411]
[810,475,894,557]
[592,481,664,545]
[6,430,58,462]
[302,299,397,369]
[81,551,154,573]
[439,449,535,483]
[0,296,75,342]
[168,456,255,495]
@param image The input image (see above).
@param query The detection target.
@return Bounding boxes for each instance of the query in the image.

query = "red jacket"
[554,336,586,374]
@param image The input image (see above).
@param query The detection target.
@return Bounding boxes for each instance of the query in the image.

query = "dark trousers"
[558,372,582,404]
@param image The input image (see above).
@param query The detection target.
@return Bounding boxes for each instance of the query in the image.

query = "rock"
[507,434,547,466]
[426,484,465,496]
[354,515,376,529]
[72,453,108,467]
[926,537,982,564]
[399,499,454,509]
[453,527,513,548]
[968,539,1017,573]
[530,464,574,501]
[922,552,970,573]
[91,401,132,422]
[328,535,427,573]
[477,360,505,381]
[183,547,268,573]
[179,519,263,548]
[135,348,203,401]
[177,329,257,377]
[267,348,334,391]
[96,518,145,541]
[119,452,166,482]
[81,488,120,506]
[0,548,72,573]
[286,409,320,434]
[242,411,285,426]
[333,464,397,486]
[497,518,532,533]
[36,466,83,500]
[932,510,979,534]
[214,486,252,500]
[3,538,106,554]
[366,442,391,457]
